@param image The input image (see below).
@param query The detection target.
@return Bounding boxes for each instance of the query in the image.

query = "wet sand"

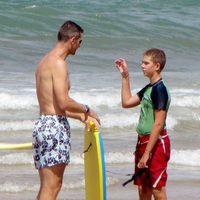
[0,167,199,200]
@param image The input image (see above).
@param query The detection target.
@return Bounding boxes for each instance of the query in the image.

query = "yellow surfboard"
[0,142,32,150]
[84,121,106,200]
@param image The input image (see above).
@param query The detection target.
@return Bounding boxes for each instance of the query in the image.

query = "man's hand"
[82,116,101,131]
[85,109,101,127]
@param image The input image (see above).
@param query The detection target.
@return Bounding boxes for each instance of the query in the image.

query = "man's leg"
[152,187,167,200]
[138,185,152,200]
[37,163,66,200]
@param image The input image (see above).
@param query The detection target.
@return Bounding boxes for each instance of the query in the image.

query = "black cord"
[83,143,92,154]
[106,168,147,187]
[122,168,147,187]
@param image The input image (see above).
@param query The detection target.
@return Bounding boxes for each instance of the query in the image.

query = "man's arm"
[53,60,100,124]
[52,60,87,113]
[65,111,100,130]
[65,111,85,121]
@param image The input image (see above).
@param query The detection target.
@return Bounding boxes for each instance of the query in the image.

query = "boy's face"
[141,55,160,78]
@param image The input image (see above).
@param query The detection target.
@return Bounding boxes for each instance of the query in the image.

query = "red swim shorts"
[134,130,170,188]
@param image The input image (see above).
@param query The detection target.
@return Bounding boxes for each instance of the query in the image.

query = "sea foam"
[0,93,37,110]
[1,88,200,110]
[0,114,178,131]
[1,149,200,167]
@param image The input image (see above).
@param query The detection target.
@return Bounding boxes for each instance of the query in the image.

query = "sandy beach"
[104,168,200,200]
[0,164,200,200]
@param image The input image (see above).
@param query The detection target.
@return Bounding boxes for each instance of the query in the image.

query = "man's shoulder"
[40,54,67,70]
[55,58,67,68]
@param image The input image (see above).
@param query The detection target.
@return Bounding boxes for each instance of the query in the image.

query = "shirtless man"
[32,20,100,200]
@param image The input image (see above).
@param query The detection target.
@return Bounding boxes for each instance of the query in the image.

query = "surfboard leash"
[122,168,147,187]
[83,142,92,153]
[106,168,147,187]
[80,143,92,158]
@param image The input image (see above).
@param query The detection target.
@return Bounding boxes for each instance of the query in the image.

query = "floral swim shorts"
[32,115,71,169]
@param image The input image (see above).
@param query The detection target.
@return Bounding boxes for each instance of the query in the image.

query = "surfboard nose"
[84,121,106,200]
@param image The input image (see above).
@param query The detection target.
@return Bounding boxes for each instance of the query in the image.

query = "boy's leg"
[37,163,66,200]
[138,185,152,200]
[149,134,170,200]
[152,186,167,200]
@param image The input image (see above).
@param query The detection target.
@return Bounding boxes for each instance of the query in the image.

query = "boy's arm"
[121,76,140,108]
[115,58,140,108]
[137,110,166,168]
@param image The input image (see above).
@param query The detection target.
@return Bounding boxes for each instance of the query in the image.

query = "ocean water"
[0,0,200,199]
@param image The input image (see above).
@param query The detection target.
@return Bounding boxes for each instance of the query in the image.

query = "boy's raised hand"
[115,58,129,78]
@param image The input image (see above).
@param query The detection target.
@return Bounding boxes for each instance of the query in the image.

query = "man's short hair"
[144,48,166,71]
[57,20,84,42]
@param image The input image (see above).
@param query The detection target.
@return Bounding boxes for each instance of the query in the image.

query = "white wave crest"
[0,113,177,132]
[62,179,85,190]
[171,96,200,108]
[171,88,200,95]
[25,5,37,9]
[0,152,84,166]
[193,113,200,121]
[0,152,33,165]
[1,88,200,111]
[0,149,200,167]
[0,93,37,110]
[170,88,200,108]
[0,113,178,132]
[0,120,34,131]
[166,115,178,130]
[0,177,118,193]
[101,113,139,128]
[106,152,134,164]
[71,92,121,108]
[68,112,177,130]
[0,182,38,193]
[170,149,200,167]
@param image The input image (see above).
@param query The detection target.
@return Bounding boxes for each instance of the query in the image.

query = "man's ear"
[69,36,76,44]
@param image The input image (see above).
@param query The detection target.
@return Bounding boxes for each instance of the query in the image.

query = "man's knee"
[49,178,63,193]
[41,177,63,196]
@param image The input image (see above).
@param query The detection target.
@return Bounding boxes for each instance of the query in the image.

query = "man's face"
[70,33,83,55]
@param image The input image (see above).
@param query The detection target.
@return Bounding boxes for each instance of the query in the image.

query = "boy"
[115,48,171,200]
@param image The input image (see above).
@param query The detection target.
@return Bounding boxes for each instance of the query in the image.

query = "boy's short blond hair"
[144,48,166,71]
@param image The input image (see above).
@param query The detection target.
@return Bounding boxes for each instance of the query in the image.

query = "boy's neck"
[150,74,162,85]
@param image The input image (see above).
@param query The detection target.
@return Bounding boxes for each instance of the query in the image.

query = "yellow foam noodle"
[0,142,32,150]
